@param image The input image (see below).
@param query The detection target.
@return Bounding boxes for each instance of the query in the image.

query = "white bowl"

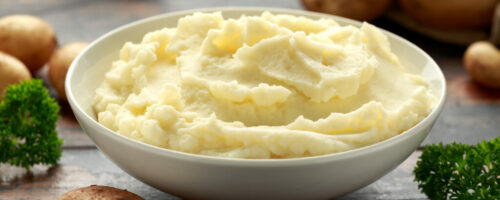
[66,7,446,200]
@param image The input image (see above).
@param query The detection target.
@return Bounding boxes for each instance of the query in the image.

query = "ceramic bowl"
[66,7,446,200]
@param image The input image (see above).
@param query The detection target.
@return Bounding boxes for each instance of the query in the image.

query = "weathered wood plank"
[0,149,424,200]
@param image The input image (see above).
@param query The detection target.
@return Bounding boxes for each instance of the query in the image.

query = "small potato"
[464,41,500,88]
[0,15,57,73]
[0,51,31,99]
[58,185,144,200]
[399,0,497,29]
[49,42,88,101]
[302,0,393,21]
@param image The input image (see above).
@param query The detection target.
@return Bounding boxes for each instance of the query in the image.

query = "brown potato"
[302,0,393,21]
[464,41,500,88]
[0,15,57,73]
[58,185,144,200]
[399,0,497,29]
[49,42,89,101]
[0,51,31,99]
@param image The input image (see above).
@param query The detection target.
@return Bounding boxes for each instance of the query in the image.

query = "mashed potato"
[93,12,436,158]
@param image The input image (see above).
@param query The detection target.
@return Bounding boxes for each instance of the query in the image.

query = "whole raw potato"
[0,15,57,73]
[49,42,89,101]
[399,0,498,29]
[301,0,393,21]
[0,51,31,99]
[58,185,144,200]
[464,41,500,88]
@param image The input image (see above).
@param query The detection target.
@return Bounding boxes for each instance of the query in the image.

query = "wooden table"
[1,0,499,199]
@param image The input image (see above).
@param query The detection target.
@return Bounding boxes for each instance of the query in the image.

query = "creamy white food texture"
[93,12,436,158]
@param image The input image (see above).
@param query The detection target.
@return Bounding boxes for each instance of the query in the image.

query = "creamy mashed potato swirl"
[93,12,436,158]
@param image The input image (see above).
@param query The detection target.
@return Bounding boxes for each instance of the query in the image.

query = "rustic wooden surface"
[0,0,499,199]
[0,150,425,200]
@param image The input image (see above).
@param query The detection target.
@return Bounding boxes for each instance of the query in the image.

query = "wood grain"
[0,150,424,200]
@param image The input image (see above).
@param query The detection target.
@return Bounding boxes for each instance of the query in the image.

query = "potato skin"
[49,42,88,101]
[302,0,393,21]
[58,185,144,200]
[464,41,500,88]
[399,0,497,29]
[0,15,57,73]
[0,51,31,99]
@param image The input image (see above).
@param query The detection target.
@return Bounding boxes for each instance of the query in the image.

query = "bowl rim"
[66,6,447,167]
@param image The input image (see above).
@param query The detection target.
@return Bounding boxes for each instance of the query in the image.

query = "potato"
[301,0,393,21]
[0,51,31,99]
[49,42,88,101]
[464,41,500,88]
[58,185,144,200]
[399,0,497,29]
[0,15,57,73]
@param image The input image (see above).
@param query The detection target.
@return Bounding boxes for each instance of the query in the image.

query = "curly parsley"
[0,79,62,169]
[414,137,499,199]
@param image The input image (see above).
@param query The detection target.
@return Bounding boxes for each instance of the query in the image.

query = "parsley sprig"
[0,79,62,170]
[414,137,499,199]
